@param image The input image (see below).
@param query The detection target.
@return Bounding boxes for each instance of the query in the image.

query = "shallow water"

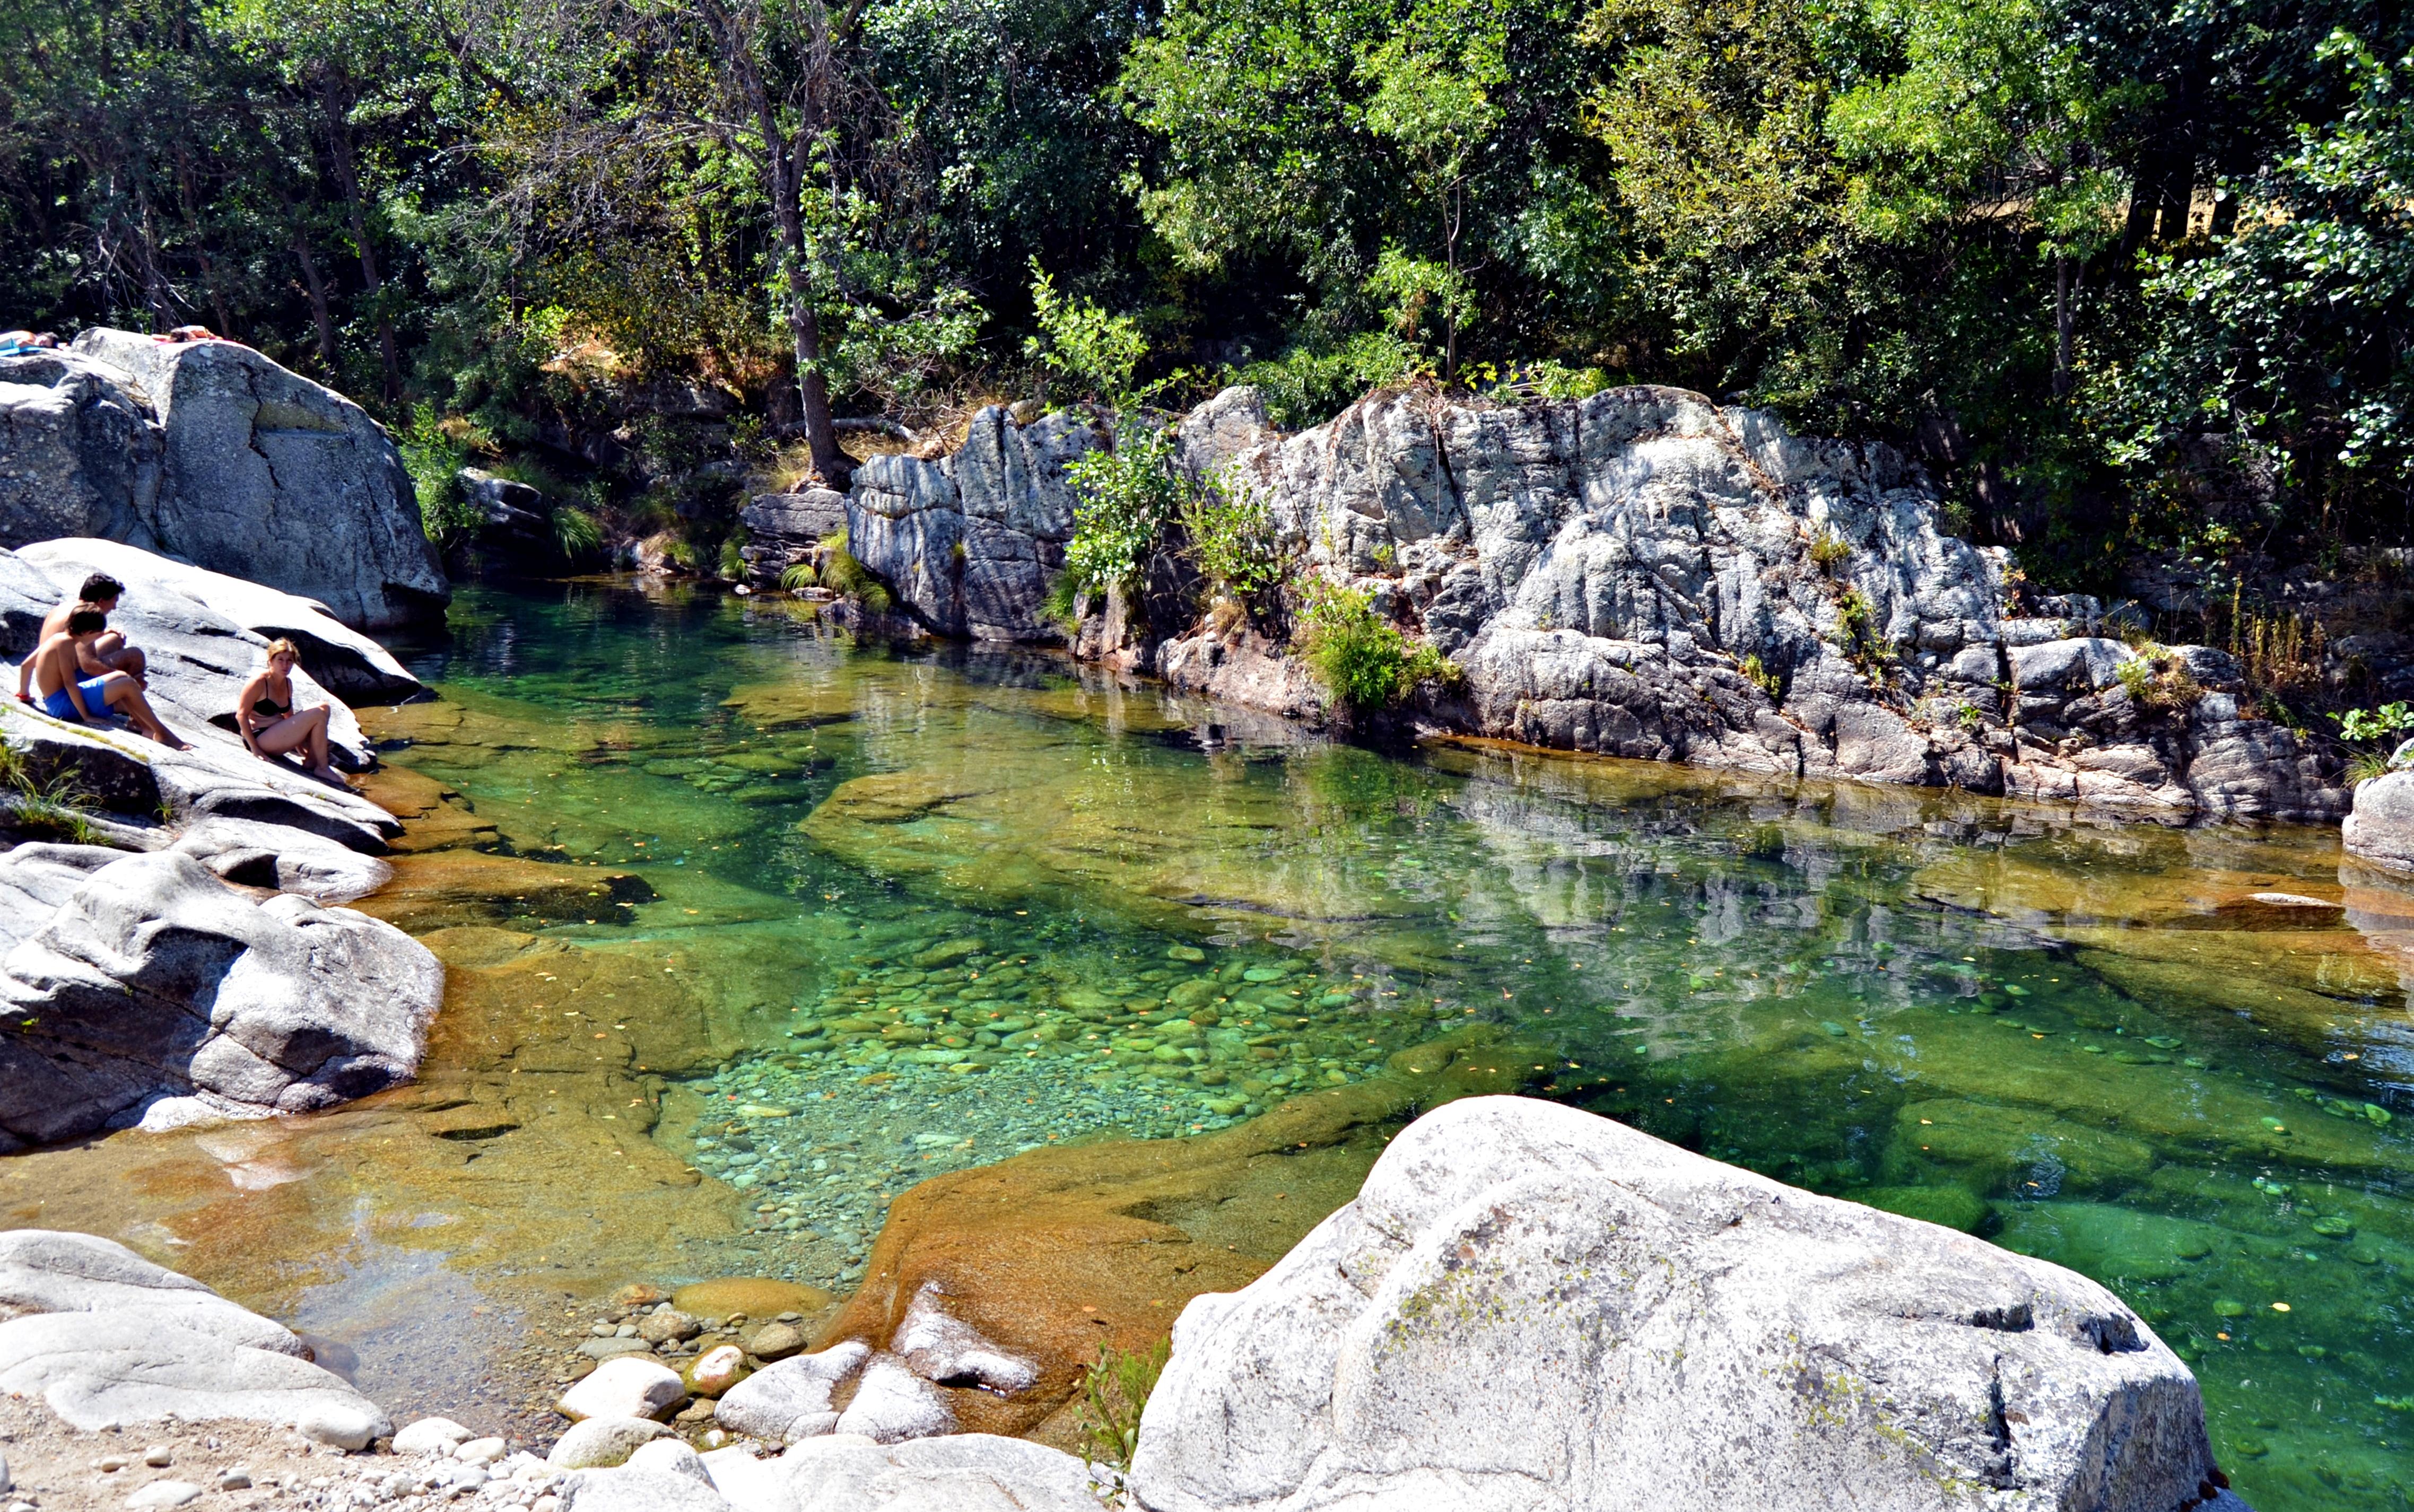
[17,576,2414,1507]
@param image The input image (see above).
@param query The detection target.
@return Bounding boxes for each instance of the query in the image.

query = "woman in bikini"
[237,639,339,782]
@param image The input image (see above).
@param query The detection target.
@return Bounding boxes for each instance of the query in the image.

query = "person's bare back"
[19,610,185,748]
[40,572,145,683]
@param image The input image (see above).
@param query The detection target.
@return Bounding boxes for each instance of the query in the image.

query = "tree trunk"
[752,100,844,483]
[318,72,404,403]
[291,218,341,376]
[2052,256,2075,399]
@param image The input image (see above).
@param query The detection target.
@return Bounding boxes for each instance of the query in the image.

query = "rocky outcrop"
[866,386,2345,821]
[0,1230,390,1448]
[738,488,847,585]
[1129,1095,2237,1512]
[0,846,441,1146]
[842,407,1096,638]
[0,332,446,629]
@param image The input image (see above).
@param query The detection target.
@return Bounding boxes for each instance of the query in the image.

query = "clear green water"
[389,580,2414,1511]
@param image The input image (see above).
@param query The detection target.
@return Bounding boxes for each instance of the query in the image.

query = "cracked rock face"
[1128,1095,2224,1512]
[0,847,441,1148]
[879,385,2346,819]
[0,331,446,630]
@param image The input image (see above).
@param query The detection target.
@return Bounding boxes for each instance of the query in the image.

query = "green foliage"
[400,406,480,545]
[1232,333,1427,429]
[1297,578,1457,709]
[817,533,895,613]
[1807,531,1852,574]
[780,560,822,591]
[1180,474,1290,613]
[0,743,102,845]
[1737,653,1782,699]
[1060,428,1189,598]
[553,506,604,560]
[1025,261,1151,404]
[1076,1339,1170,1474]
[2337,703,2414,742]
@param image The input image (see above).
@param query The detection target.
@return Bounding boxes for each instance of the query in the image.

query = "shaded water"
[21,575,2414,1507]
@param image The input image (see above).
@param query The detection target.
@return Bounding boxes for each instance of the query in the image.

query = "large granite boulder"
[0,845,440,1147]
[1129,1095,2232,1512]
[0,1230,389,1448]
[0,331,446,629]
[2343,770,2414,870]
[15,537,426,704]
[843,408,1097,639]
[559,1431,1103,1512]
[0,348,160,545]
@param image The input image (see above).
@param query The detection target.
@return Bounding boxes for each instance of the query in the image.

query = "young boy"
[16,609,186,748]
[40,573,146,684]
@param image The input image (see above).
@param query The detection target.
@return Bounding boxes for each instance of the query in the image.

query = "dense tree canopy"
[0,0,2404,581]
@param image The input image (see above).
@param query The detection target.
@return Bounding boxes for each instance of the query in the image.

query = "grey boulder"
[562,1432,1104,1512]
[0,848,440,1148]
[2344,771,2414,871]
[0,349,159,547]
[1129,1095,2226,1512]
[64,330,446,629]
[0,1230,388,1448]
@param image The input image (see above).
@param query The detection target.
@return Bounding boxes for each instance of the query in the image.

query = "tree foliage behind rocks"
[0,0,2406,598]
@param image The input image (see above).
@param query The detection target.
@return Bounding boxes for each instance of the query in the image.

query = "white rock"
[623,1438,712,1485]
[889,1282,1037,1393]
[0,1230,302,1354]
[765,1432,1101,1512]
[1128,1095,2224,1512]
[0,1449,9,1493]
[547,1417,667,1470]
[830,1353,953,1444]
[559,1357,685,1424]
[455,1436,509,1465]
[556,1466,734,1512]
[391,1417,472,1457]
[123,1481,203,1509]
[712,1341,867,1445]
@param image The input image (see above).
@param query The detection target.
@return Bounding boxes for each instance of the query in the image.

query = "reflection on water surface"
[9,578,2412,1509]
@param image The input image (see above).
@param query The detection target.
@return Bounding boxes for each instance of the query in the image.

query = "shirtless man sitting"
[40,573,146,685]
[15,609,186,748]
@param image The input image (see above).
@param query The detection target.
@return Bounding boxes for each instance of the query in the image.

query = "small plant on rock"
[1076,1338,1170,1476]
[1808,531,1853,575]
[1059,427,1189,604]
[1179,473,1289,621]
[816,531,893,612]
[1737,653,1782,700]
[2335,702,2414,784]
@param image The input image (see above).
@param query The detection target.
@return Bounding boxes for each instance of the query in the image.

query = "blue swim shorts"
[40,674,115,724]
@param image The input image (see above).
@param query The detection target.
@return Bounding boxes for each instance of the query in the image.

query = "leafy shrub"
[1060,427,1188,599]
[1296,578,1455,710]
[1180,473,1288,614]
[1808,531,1853,574]
[1025,259,1150,405]
[2335,702,2414,742]
[399,404,480,545]
[1233,331,1424,430]
[1076,1339,1170,1475]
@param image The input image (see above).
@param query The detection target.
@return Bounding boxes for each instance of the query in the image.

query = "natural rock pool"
[8,578,2411,1510]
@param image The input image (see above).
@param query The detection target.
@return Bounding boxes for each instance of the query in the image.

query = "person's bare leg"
[100,674,186,749]
[305,707,337,779]
[92,632,144,685]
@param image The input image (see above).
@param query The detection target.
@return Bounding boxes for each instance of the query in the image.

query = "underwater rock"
[814,1028,1546,1443]
[1128,1095,2223,1512]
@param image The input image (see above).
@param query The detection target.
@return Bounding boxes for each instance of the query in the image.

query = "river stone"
[558,1356,685,1423]
[62,330,447,630]
[712,1341,867,1444]
[170,817,395,905]
[682,1344,749,1398]
[547,1416,667,1469]
[623,1438,713,1485]
[742,1321,805,1361]
[558,1465,734,1512]
[1127,1095,2219,1512]
[393,1417,473,1456]
[0,850,441,1149]
[637,1308,701,1344]
[124,1481,203,1509]
[763,1432,1104,1512]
